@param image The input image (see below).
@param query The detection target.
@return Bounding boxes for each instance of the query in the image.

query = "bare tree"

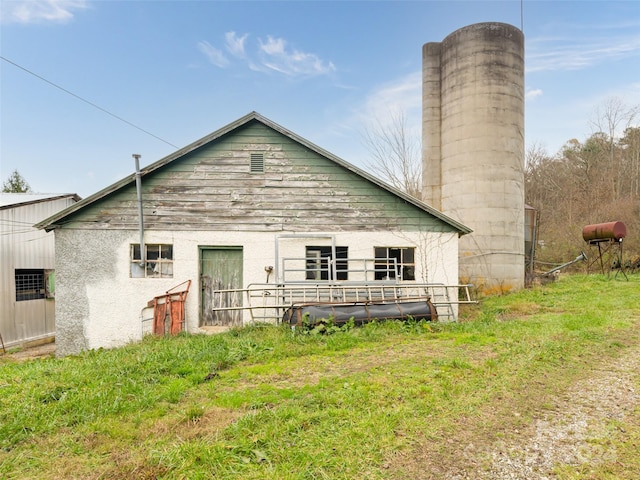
[524,142,552,208]
[525,98,640,263]
[590,98,639,200]
[361,110,422,200]
[2,169,32,193]
[620,126,640,197]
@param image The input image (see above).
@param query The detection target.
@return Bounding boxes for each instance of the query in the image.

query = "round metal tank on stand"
[582,221,626,243]
[422,22,525,292]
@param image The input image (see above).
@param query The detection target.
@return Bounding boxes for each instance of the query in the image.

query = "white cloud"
[358,71,422,133]
[364,72,421,112]
[225,31,248,58]
[0,0,87,24]
[526,88,543,100]
[197,41,229,68]
[526,34,640,73]
[198,31,335,77]
[257,35,336,76]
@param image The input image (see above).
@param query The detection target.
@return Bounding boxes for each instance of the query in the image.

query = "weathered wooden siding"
[62,121,455,233]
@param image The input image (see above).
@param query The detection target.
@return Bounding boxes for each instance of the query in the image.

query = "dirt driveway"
[391,342,640,479]
[1,341,56,361]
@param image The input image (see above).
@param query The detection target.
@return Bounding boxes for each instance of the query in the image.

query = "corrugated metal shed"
[0,193,80,347]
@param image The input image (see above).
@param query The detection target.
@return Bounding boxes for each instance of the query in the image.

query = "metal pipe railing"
[200,283,476,324]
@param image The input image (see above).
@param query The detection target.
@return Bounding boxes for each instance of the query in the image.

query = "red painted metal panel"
[148,280,191,336]
[153,300,168,335]
[582,221,626,242]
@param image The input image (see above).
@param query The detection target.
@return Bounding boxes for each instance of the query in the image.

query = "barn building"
[37,112,471,356]
[0,193,80,348]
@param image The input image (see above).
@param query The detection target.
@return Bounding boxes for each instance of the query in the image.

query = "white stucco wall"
[54,228,459,355]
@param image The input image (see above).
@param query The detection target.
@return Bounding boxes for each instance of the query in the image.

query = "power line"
[1,56,179,149]
[0,218,41,226]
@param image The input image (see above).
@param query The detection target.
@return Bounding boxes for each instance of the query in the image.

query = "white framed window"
[374,247,415,281]
[130,244,174,278]
[305,246,348,281]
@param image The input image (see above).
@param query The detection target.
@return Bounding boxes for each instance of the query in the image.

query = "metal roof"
[0,193,81,209]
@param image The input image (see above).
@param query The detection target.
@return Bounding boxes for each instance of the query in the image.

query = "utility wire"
[0,218,42,226]
[1,56,179,149]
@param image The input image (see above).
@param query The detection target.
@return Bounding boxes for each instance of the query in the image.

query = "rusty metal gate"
[147,280,191,336]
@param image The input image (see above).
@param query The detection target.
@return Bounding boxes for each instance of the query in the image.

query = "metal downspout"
[133,154,145,268]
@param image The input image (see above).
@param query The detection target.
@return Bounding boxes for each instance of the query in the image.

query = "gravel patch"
[475,346,640,479]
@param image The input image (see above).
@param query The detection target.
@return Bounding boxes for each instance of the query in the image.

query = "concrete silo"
[422,22,525,292]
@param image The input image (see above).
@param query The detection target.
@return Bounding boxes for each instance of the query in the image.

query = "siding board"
[58,121,456,233]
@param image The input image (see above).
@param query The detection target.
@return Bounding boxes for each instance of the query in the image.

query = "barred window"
[374,247,416,281]
[130,244,174,278]
[15,269,46,301]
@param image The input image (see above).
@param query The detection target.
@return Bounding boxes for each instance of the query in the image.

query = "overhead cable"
[1,56,179,149]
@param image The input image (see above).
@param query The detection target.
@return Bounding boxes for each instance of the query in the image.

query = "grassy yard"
[1,274,639,479]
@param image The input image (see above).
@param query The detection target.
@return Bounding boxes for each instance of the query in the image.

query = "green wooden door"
[200,248,243,327]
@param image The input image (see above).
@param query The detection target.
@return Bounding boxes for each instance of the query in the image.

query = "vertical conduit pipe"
[133,154,145,268]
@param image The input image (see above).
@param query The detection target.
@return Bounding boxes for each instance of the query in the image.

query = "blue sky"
[1,0,639,198]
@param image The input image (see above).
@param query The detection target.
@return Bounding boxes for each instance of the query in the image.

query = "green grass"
[1,274,639,479]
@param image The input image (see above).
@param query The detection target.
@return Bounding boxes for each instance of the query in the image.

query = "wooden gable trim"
[35,112,471,235]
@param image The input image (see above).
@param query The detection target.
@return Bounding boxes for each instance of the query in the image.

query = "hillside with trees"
[525,99,639,268]
[364,99,639,271]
